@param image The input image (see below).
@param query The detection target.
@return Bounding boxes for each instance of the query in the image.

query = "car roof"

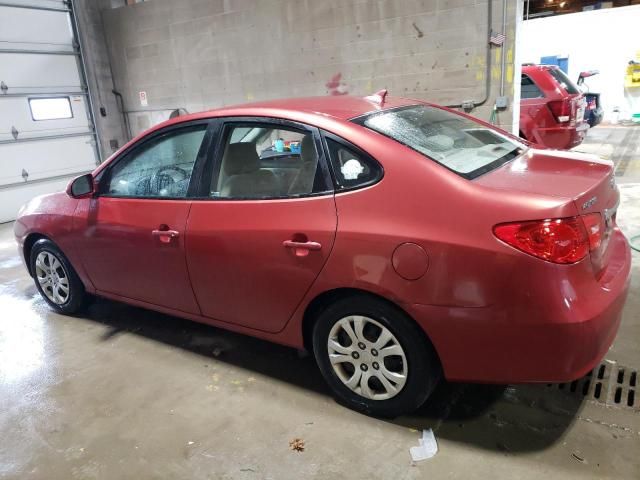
[225,95,420,119]
[522,64,559,72]
[156,95,421,129]
[96,94,424,171]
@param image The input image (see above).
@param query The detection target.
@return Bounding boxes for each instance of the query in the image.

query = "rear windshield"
[355,105,525,179]
[548,68,580,95]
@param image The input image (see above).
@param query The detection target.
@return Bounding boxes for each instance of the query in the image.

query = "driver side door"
[74,121,213,314]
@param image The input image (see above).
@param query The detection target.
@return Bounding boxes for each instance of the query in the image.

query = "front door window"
[102,125,207,198]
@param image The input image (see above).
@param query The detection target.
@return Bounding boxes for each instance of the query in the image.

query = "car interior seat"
[288,135,318,195]
[219,142,279,198]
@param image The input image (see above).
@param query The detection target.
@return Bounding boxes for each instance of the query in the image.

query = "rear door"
[186,118,337,333]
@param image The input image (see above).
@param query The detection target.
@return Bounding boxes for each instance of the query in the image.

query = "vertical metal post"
[499,0,508,97]
[67,0,103,163]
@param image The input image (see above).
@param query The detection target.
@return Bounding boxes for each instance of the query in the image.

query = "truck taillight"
[548,99,571,123]
[493,214,602,264]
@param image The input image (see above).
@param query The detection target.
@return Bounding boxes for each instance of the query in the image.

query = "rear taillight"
[548,99,571,123]
[493,214,602,264]
[581,213,603,251]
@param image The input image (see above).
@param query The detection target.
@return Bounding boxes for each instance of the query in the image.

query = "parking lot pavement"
[0,131,639,478]
[574,125,640,183]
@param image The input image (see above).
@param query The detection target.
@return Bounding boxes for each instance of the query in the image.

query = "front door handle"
[283,239,322,257]
[152,228,180,243]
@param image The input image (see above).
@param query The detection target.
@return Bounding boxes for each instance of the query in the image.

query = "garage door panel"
[3,0,68,10]
[0,1,99,223]
[0,6,73,46]
[0,176,74,224]
[0,96,91,141]
[0,136,97,186]
[0,54,82,91]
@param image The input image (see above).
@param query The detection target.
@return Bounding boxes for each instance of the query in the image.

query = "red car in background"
[14,94,630,417]
[520,64,589,149]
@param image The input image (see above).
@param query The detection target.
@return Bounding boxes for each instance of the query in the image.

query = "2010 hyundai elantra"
[14,92,631,417]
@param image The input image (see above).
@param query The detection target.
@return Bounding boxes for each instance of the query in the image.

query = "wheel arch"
[301,287,442,367]
[23,233,51,277]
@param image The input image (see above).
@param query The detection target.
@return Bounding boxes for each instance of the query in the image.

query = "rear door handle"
[283,240,322,257]
[152,228,180,243]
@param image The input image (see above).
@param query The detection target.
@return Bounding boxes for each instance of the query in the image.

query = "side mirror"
[67,173,95,198]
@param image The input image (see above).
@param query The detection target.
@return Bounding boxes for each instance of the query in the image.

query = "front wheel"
[312,294,441,417]
[30,239,87,314]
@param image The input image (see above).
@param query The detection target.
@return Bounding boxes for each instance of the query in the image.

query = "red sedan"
[14,94,631,417]
[520,64,589,149]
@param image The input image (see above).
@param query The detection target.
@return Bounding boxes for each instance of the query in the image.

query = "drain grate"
[547,360,638,410]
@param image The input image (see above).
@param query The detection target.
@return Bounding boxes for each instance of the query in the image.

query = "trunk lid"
[476,149,619,276]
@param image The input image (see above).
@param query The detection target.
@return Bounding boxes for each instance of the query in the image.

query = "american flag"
[490,30,506,46]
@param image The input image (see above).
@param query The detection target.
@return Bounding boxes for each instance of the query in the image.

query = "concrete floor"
[1,127,639,479]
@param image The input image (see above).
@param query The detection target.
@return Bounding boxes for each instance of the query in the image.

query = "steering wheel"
[150,165,188,196]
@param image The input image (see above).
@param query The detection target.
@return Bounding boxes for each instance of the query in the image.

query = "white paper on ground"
[409,428,438,461]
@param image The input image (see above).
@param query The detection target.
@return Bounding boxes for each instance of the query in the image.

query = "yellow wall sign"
[626,64,640,88]
[626,51,640,88]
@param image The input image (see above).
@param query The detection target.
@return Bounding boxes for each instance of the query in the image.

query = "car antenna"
[365,89,388,106]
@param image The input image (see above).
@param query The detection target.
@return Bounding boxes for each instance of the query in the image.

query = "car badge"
[582,196,597,210]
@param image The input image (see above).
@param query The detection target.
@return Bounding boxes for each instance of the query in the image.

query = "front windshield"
[356,105,525,179]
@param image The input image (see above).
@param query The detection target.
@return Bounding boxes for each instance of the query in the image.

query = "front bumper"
[408,229,631,384]
[13,220,28,272]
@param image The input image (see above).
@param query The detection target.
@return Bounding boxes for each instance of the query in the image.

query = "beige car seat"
[220,143,279,198]
[288,135,319,195]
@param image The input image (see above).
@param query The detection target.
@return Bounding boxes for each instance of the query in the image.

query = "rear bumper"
[408,229,631,384]
[535,122,589,150]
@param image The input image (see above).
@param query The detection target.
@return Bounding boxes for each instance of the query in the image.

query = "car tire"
[312,294,441,418]
[30,239,87,315]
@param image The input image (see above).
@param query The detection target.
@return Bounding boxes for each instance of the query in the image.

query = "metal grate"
[547,361,638,410]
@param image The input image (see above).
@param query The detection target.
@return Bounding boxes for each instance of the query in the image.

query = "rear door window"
[548,68,580,95]
[521,74,544,99]
[211,123,330,199]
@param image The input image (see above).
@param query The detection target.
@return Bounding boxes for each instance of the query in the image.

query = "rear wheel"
[312,294,441,417]
[30,239,87,314]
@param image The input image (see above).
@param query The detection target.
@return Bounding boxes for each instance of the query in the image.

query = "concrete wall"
[101,0,522,137]
[74,0,128,158]
[520,5,640,122]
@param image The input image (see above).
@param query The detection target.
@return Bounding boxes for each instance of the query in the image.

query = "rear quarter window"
[521,74,544,99]
[324,135,383,190]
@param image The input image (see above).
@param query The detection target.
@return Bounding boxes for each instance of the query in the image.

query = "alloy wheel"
[327,315,408,400]
[35,251,70,305]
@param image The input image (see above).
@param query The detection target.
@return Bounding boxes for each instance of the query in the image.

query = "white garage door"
[0,0,100,223]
